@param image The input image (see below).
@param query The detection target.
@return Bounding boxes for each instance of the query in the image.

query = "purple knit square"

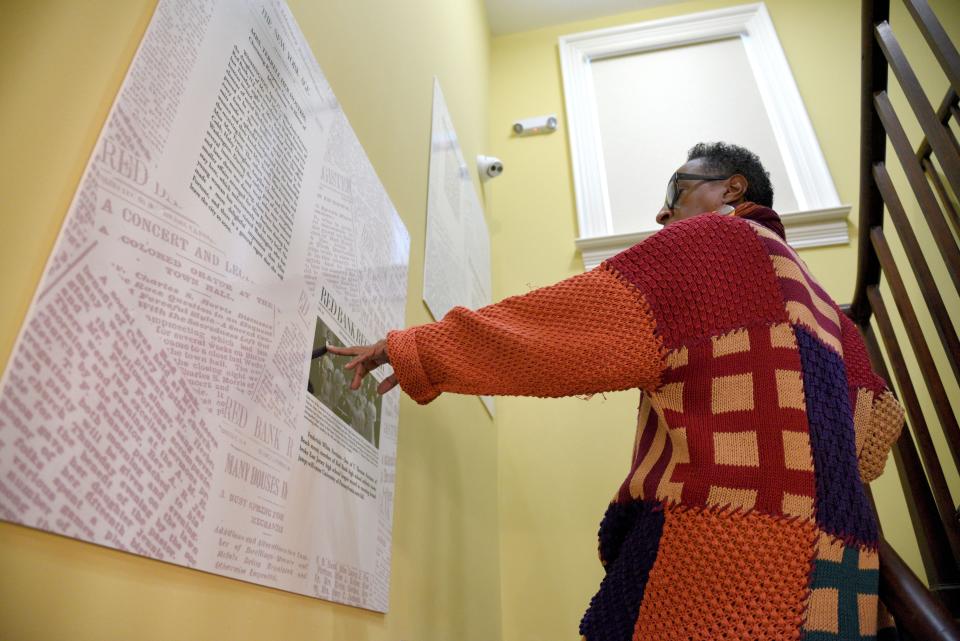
[795,326,878,545]
[580,500,664,641]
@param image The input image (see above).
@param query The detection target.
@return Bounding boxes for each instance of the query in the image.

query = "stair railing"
[850,0,960,635]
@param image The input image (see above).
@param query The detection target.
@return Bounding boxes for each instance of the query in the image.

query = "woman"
[328,142,903,641]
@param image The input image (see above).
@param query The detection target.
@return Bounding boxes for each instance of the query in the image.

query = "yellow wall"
[0,1,499,640]
[487,1,959,639]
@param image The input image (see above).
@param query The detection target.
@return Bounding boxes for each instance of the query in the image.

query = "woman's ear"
[724,174,749,203]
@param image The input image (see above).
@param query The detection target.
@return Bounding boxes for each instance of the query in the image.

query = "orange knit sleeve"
[386,264,666,404]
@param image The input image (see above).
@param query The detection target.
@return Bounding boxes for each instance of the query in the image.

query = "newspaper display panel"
[422,78,494,415]
[0,0,409,612]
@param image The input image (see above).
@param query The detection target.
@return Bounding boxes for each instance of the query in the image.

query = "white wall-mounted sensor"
[512,114,559,136]
[477,155,503,181]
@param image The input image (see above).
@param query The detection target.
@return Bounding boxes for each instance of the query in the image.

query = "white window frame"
[558,2,851,269]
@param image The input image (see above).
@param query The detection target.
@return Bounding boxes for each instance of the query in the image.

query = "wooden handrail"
[879,539,960,641]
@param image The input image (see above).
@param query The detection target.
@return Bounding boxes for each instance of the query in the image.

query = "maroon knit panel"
[606,215,786,349]
[838,311,886,394]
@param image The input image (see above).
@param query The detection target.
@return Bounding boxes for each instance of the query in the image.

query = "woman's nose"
[656,206,672,225]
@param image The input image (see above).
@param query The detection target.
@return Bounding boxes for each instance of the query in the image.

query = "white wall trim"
[558,2,844,249]
[574,205,852,270]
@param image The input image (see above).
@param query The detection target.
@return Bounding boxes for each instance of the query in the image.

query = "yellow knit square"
[782,430,814,471]
[711,373,754,413]
[769,323,796,349]
[858,594,879,636]
[782,493,814,519]
[775,369,806,410]
[858,548,880,571]
[711,328,751,357]
[654,382,684,413]
[805,588,839,633]
[658,480,684,503]
[713,431,759,466]
[852,388,874,455]
[815,534,845,563]
[706,485,757,510]
[665,346,688,370]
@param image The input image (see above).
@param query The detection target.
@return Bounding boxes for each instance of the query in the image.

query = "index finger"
[325,344,363,356]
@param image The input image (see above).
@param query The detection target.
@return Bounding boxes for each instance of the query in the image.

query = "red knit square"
[621,323,816,517]
[606,215,786,349]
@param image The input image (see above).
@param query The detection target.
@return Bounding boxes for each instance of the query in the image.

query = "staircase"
[849,0,960,638]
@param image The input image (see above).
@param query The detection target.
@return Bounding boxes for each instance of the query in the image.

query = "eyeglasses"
[665,172,731,210]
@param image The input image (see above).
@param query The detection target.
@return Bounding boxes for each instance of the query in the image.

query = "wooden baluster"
[902,0,960,95]
[872,162,960,383]
[916,90,960,163]
[870,227,960,471]
[858,315,960,587]
[922,157,960,237]
[866,284,960,563]
[850,0,890,324]
[876,22,960,195]
[875,92,960,292]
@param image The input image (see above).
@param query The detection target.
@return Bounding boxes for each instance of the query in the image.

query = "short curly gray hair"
[687,142,774,208]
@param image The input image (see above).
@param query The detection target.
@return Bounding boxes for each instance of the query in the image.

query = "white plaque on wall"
[0,0,409,612]
[422,78,494,416]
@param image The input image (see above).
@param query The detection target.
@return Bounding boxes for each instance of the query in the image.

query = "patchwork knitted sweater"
[386,203,904,641]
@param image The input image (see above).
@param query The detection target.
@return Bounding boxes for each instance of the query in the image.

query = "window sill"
[574,205,851,270]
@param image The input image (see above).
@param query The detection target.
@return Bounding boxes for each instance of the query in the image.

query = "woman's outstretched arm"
[328,262,667,404]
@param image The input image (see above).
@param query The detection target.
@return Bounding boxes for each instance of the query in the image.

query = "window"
[559,3,849,268]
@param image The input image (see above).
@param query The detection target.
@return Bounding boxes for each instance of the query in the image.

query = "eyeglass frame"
[664,172,732,211]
